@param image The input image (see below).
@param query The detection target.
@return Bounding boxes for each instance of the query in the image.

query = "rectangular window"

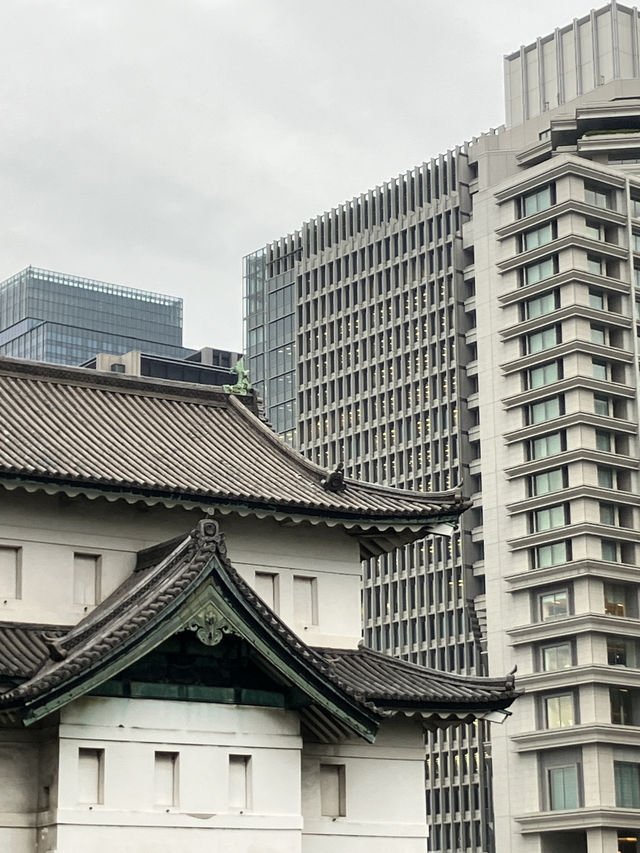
[605,583,629,617]
[154,752,178,807]
[608,638,639,667]
[594,394,610,417]
[525,290,558,320]
[592,359,608,381]
[595,430,612,452]
[530,431,563,460]
[533,505,566,532]
[585,219,603,241]
[532,467,565,496]
[588,287,605,310]
[535,541,570,569]
[542,642,572,671]
[539,589,569,621]
[320,764,346,817]
[549,765,579,810]
[600,503,616,525]
[526,326,558,354]
[615,762,640,808]
[0,546,21,599]
[523,222,553,251]
[73,553,100,606]
[229,755,251,811]
[522,185,553,217]
[528,361,560,389]
[585,184,613,210]
[633,233,640,253]
[529,396,562,425]
[587,254,604,275]
[78,748,104,805]
[523,257,555,286]
[602,539,620,562]
[545,694,576,728]
[610,687,634,725]
[293,575,318,625]
[598,466,615,488]
[254,571,278,612]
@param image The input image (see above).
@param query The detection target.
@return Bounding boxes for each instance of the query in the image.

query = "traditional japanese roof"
[0,521,517,735]
[0,357,467,557]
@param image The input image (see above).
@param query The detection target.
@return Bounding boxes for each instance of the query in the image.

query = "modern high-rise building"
[244,4,640,851]
[0,266,189,365]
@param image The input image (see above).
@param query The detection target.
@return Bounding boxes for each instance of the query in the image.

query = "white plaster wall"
[51,696,303,853]
[301,717,428,853]
[0,488,362,648]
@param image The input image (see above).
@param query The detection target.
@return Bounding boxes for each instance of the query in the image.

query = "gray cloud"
[0,0,596,350]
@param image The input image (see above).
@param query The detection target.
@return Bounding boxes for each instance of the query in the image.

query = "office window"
[549,765,579,810]
[542,642,572,671]
[605,583,630,617]
[632,198,640,218]
[229,755,251,811]
[615,762,640,807]
[633,233,640,253]
[524,290,558,320]
[531,467,565,496]
[545,693,576,728]
[528,360,560,389]
[587,254,605,275]
[592,359,608,381]
[254,571,278,612]
[73,553,100,606]
[529,395,562,425]
[293,575,318,625]
[78,748,104,805]
[154,752,178,807]
[594,394,611,417]
[602,539,620,562]
[526,326,559,354]
[534,541,570,569]
[0,546,21,599]
[591,324,606,345]
[538,589,569,621]
[523,257,555,286]
[585,184,613,210]
[608,638,639,667]
[529,431,564,460]
[521,185,554,217]
[585,219,604,241]
[598,466,615,488]
[320,764,346,817]
[595,430,612,452]
[523,222,553,251]
[588,287,605,310]
[611,687,634,725]
[533,504,567,532]
[600,503,616,525]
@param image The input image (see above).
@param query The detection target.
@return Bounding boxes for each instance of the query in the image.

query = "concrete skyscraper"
[244,4,640,851]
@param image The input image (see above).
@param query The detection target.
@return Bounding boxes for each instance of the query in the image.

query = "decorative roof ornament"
[321,462,347,493]
[223,356,251,396]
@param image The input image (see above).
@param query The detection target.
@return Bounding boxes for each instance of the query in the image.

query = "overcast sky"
[1,0,601,351]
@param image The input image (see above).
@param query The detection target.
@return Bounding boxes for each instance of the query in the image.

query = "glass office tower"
[0,266,189,365]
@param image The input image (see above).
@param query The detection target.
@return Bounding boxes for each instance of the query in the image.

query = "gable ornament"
[186,603,233,647]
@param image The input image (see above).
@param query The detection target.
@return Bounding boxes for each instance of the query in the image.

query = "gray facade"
[245,4,640,852]
[0,266,189,365]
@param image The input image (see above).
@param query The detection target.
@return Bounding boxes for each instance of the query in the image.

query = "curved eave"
[0,476,464,556]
